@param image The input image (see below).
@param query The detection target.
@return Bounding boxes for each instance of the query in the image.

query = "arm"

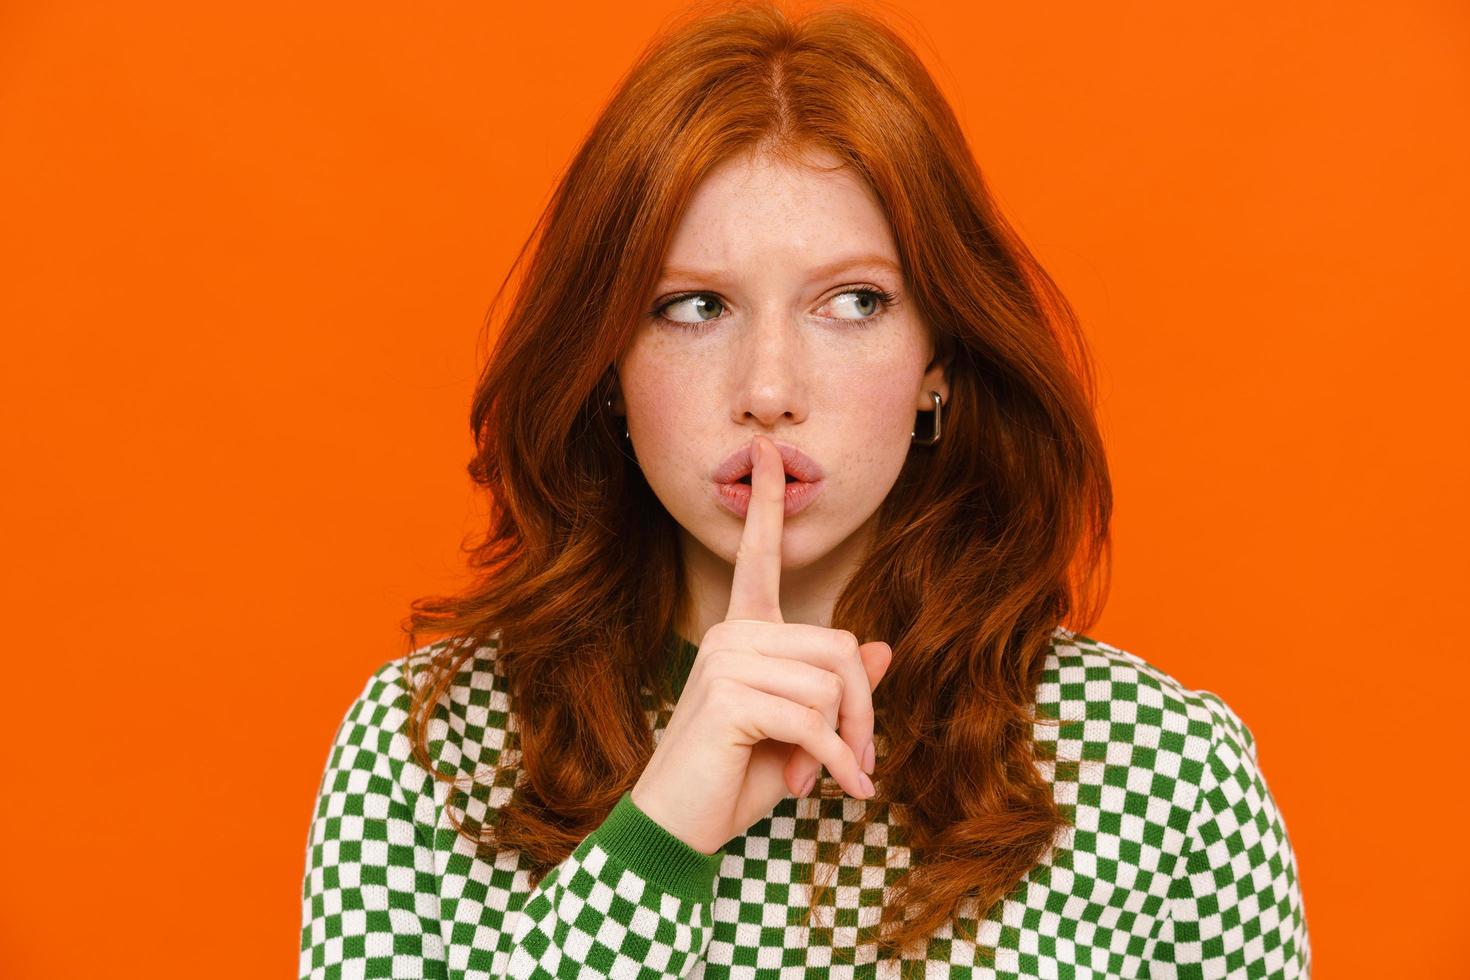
[1149,693,1312,978]
[499,792,722,978]
[299,659,724,980]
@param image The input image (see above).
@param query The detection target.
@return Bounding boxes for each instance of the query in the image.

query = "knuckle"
[705,674,739,703]
[704,653,737,680]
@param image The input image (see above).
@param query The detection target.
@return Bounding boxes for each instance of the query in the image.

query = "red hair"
[400,0,1111,966]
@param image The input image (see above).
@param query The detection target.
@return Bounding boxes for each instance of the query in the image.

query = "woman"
[299,2,1311,977]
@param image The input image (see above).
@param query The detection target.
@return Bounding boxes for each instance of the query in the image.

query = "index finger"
[725,433,785,623]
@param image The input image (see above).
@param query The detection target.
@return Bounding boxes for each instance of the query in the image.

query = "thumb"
[860,640,893,691]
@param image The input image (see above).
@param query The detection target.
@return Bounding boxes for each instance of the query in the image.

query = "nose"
[729,311,809,430]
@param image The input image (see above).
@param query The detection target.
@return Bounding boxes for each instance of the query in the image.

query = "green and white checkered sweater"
[300,627,1310,979]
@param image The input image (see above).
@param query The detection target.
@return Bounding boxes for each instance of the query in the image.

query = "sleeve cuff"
[578,790,725,905]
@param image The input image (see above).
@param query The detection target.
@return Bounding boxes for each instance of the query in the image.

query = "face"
[613,145,949,606]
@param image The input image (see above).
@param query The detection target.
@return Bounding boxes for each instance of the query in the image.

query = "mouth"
[735,473,798,485]
[712,440,825,485]
[713,470,825,519]
[712,440,825,519]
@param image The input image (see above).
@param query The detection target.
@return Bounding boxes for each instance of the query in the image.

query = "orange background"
[2,1,1464,976]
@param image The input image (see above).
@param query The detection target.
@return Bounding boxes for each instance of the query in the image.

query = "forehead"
[658,147,900,284]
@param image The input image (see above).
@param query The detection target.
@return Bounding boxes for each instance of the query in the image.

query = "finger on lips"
[727,434,875,801]
[725,435,785,625]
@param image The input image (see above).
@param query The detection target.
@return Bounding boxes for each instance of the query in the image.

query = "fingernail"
[862,740,875,775]
[858,772,875,798]
[800,772,817,797]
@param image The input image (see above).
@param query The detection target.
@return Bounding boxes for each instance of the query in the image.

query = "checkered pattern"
[503,816,715,979]
[300,628,1311,978]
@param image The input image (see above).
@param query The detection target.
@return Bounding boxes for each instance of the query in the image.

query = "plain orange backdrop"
[1,0,1466,976]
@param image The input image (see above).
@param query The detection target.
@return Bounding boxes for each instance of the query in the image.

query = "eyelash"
[648,286,900,331]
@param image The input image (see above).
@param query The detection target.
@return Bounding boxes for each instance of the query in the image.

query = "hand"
[630,433,893,855]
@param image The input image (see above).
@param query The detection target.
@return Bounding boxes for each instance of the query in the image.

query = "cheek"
[620,336,691,419]
[618,350,707,477]
[825,358,920,432]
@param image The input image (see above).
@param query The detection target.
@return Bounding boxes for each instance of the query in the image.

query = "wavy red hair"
[399,0,1111,966]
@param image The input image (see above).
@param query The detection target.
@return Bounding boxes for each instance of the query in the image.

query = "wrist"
[630,783,721,856]
[591,790,724,903]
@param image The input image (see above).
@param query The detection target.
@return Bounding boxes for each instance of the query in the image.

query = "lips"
[713,476,824,519]
[712,440,825,484]
[735,473,796,484]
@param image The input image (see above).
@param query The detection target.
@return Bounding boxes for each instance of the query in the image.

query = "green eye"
[656,294,725,324]
[648,286,898,331]
[828,290,883,319]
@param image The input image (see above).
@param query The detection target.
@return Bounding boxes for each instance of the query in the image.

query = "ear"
[917,338,953,409]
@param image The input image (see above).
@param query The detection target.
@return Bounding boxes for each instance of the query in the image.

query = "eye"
[653,293,726,324]
[648,285,899,330]
[821,288,897,321]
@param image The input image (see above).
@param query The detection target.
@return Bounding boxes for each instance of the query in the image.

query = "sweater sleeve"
[299,660,724,980]
[1148,693,1312,979]
[499,792,722,978]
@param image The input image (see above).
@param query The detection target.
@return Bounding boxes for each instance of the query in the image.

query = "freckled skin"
[611,145,950,644]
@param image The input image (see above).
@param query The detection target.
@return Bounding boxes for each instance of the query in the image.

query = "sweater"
[298,627,1311,979]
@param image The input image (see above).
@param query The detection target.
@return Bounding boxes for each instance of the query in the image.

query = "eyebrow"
[656,253,902,285]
